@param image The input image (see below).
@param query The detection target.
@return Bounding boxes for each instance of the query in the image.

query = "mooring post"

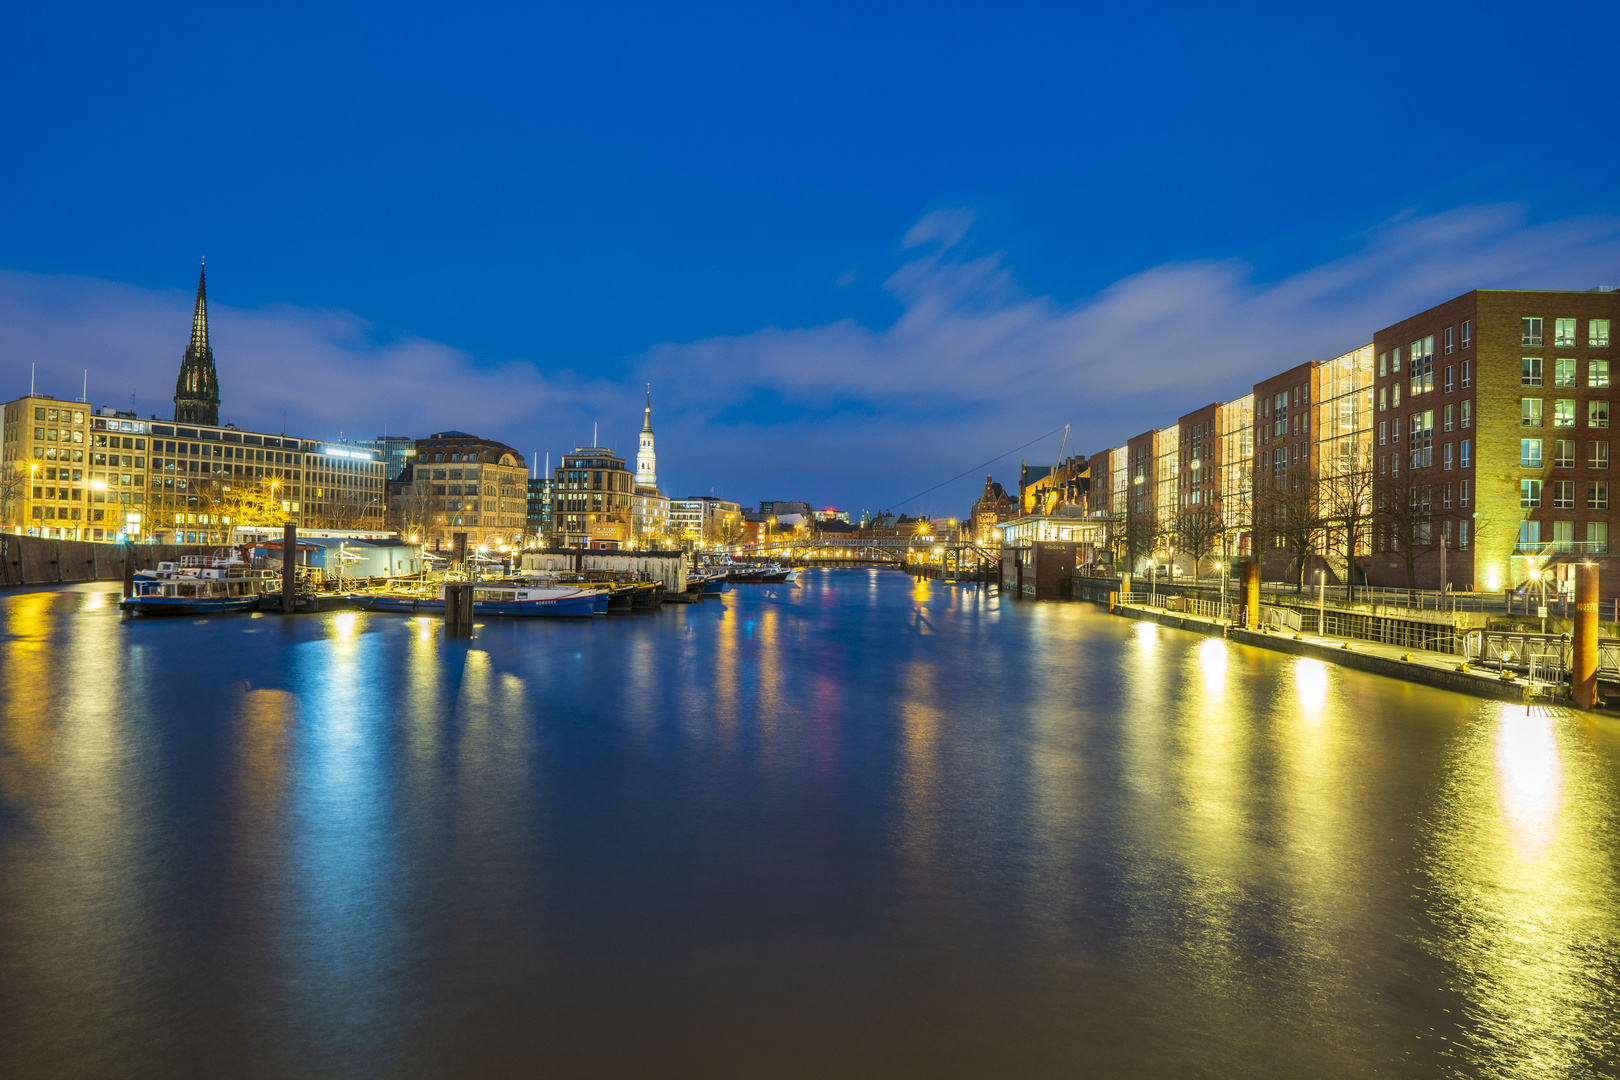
[282,521,297,613]
[1241,561,1260,629]
[1573,562,1599,710]
[122,545,135,599]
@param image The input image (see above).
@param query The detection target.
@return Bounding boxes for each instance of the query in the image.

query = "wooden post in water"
[1241,561,1261,629]
[122,544,135,599]
[443,583,474,636]
[1573,562,1600,709]
[282,521,297,613]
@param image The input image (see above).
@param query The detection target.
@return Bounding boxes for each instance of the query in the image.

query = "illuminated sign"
[322,447,378,460]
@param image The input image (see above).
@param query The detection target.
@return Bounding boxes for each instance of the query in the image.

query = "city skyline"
[4,3,1620,514]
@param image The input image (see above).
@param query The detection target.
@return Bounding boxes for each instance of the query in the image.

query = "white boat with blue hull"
[351,582,606,618]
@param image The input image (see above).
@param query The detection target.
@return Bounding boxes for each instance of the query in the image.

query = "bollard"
[444,583,475,636]
[1573,563,1599,709]
[122,546,135,599]
[282,521,297,613]
[1240,561,1260,629]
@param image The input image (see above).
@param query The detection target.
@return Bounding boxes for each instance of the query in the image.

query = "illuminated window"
[1460,440,1471,468]
[1588,522,1608,553]
[1461,400,1472,428]
[1556,318,1578,347]
[1522,399,1543,427]
[1555,399,1577,426]
[1520,438,1542,469]
[1593,319,1611,348]
[1592,359,1610,388]
[1521,480,1542,508]
[1556,357,1577,387]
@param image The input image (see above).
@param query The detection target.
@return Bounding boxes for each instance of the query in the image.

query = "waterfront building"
[411,431,528,551]
[968,475,1017,545]
[554,446,633,548]
[631,486,671,548]
[670,496,742,548]
[302,442,388,530]
[1218,394,1254,559]
[757,500,812,519]
[1,398,145,540]
[1313,345,1376,579]
[1367,288,1619,593]
[173,262,221,427]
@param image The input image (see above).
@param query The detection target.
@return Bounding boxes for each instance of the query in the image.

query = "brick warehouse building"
[1364,288,1619,593]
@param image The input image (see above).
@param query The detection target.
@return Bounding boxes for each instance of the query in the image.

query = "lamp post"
[1317,569,1325,638]
[1220,560,1228,623]
[1149,558,1157,607]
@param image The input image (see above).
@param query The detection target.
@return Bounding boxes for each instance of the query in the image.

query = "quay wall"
[1112,602,1533,704]
[0,534,211,589]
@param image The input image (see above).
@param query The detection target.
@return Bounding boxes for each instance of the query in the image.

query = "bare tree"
[1172,501,1224,584]
[1379,467,1438,589]
[1121,507,1160,574]
[1322,443,1375,585]
[1255,464,1326,591]
[387,479,436,541]
[0,461,27,531]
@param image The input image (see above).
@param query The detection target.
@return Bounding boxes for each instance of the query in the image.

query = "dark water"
[2,569,1619,1078]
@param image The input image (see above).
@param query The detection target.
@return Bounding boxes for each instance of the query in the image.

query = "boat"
[351,580,605,617]
[122,552,281,615]
[726,564,790,584]
[700,572,730,595]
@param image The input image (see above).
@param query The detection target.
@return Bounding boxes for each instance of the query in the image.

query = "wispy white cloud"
[3,204,1619,513]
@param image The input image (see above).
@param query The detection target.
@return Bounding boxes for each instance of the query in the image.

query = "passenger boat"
[121,553,281,615]
[350,580,605,617]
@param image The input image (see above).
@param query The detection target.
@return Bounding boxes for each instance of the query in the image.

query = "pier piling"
[1574,562,1599,709]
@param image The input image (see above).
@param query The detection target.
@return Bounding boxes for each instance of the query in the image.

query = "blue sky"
[4,1,1620,516]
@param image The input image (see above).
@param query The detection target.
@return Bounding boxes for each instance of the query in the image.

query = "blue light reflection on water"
[1,570,1619,1078]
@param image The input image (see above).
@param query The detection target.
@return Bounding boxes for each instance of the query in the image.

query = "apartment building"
[1367,288,1619,591]
[412,430,528,551]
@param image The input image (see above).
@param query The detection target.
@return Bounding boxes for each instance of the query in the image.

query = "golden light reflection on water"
[1426,704,1620,1078]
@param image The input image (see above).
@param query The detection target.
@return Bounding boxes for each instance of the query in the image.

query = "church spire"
[636,385,657,489]
[173,260,220,426]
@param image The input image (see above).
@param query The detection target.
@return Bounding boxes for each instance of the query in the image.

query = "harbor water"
[2,568,1618,1078]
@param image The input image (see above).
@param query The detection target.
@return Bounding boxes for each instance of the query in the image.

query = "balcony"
[1513,540,1610,555]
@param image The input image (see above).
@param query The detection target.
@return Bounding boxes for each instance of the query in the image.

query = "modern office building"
[355,434,417,482]
[553,446,633,548]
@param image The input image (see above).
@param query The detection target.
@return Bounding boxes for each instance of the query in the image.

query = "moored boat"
[351,580,605,617]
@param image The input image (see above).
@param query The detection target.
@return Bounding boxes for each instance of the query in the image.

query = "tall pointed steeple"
[636,385,657,490]
[173,260,220,426]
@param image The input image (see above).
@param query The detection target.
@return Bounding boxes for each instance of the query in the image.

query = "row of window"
[1520,479,1610,509]
[1522,317,1611,348]
[1520,439,1614,469]
[1521,357,1610,387]
[1380,441,1471,473]
[1521,399,1610,427]
[1381,363,1470,407]
[1379,403,1472,446]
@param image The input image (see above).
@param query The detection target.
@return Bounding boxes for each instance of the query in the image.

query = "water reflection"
[1,578,1619,1078]
[1425,704,1620,1079]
